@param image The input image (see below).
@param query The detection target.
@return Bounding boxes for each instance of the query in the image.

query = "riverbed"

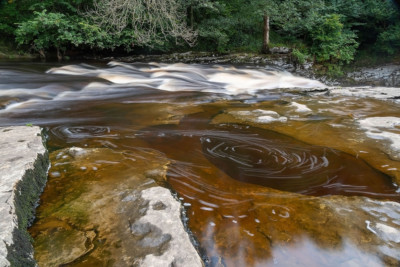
[1,61,400,266]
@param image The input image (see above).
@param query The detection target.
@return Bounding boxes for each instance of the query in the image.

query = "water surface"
[1,61,400,266]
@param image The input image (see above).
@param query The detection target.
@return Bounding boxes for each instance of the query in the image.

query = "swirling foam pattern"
[50,125,117,142]
[201,124,399,198]
[138,113,399,199]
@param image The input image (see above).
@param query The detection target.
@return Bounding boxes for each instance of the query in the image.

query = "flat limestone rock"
[137,187,203,267]
[330,86,400,101]
[0,126,49,267]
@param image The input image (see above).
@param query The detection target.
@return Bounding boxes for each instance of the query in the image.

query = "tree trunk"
[56,47,62,61]
[38,49,46,60]
[190,5,194,28]
[262,15,270,54]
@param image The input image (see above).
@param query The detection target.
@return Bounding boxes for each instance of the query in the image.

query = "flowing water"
[1,61,400,266]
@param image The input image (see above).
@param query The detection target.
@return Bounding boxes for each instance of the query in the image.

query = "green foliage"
[28,0,92,13]
[193,0,264,52]
[291,48,308,65]
[325,63,344,78]
[15,10,111,56]
[192,1,237,52]
[310,14,359,64]
[1,0,399,62]
[16,10,70,53]
[0,0,25,36]
[375,23,400,55]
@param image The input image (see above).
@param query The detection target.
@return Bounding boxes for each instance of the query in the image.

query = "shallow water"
[1,61,400,266]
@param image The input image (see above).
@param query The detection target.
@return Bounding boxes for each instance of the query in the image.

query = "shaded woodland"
[0,0,399,67]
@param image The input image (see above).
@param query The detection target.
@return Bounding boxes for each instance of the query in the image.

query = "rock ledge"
[0,126,49,267]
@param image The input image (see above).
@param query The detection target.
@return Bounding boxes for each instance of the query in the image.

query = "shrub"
[15,10,110,58]
[310,14,359,64]
[291,48,308,64]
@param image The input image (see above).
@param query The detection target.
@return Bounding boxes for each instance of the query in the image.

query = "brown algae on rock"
[29,146,202,266]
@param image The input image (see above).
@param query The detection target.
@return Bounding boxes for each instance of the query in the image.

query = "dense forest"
[0,0,399,67]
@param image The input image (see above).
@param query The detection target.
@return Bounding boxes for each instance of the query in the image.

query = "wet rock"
[67,147,88,158]
[270,47,291,54]
[107,52,301,74]
[30,147,203,266]
[358,116,400,159]
[133,222,172,248]
[346,64,400,87]
[0,126,49,267]
[138,187,203,267]
[329,86,400,102]
[228,109,288,124]
[153,201,167,210]
[373,223,400,243]
[34,227,95,267]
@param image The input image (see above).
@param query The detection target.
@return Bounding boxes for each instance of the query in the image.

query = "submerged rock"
[30,147,203,266]
[34,226,96,266]
[137,108,400,266]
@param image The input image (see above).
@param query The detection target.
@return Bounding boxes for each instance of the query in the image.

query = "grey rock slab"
[136,186,203,267]
[329,86,400,101]
[0,126,49,267]
[347,64,400,87]
[270,46,291,54]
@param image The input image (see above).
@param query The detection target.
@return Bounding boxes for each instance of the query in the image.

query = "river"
[1,61,400,266]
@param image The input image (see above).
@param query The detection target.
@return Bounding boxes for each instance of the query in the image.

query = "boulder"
[270,47,291,54]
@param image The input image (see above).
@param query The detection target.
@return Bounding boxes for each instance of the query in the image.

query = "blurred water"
[1,61,400,266]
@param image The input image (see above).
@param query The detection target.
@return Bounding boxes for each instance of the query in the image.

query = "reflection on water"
[201,124,398,198]
[1,62,400,266]
[139,112,399,199]
[138,109,400,266]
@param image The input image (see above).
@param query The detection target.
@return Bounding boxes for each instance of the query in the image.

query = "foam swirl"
[200,125,399,197]
[50,125,116,141]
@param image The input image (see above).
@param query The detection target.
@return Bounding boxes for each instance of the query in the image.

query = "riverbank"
[0,44,35,60]
[2,45,399,88]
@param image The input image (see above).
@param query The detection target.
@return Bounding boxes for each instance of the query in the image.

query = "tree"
[310,14,358,64]
[15,10,110,60]
[262,15,270,53]
[86,0,197,49]
[193,0,244,52]
[0,0,31,37]
[250,0,278,53]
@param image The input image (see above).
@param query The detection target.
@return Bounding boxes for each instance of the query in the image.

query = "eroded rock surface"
[330,86,400,102]
[136,187,203,267]
[347,64,400,87]
[0,126,49,267]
